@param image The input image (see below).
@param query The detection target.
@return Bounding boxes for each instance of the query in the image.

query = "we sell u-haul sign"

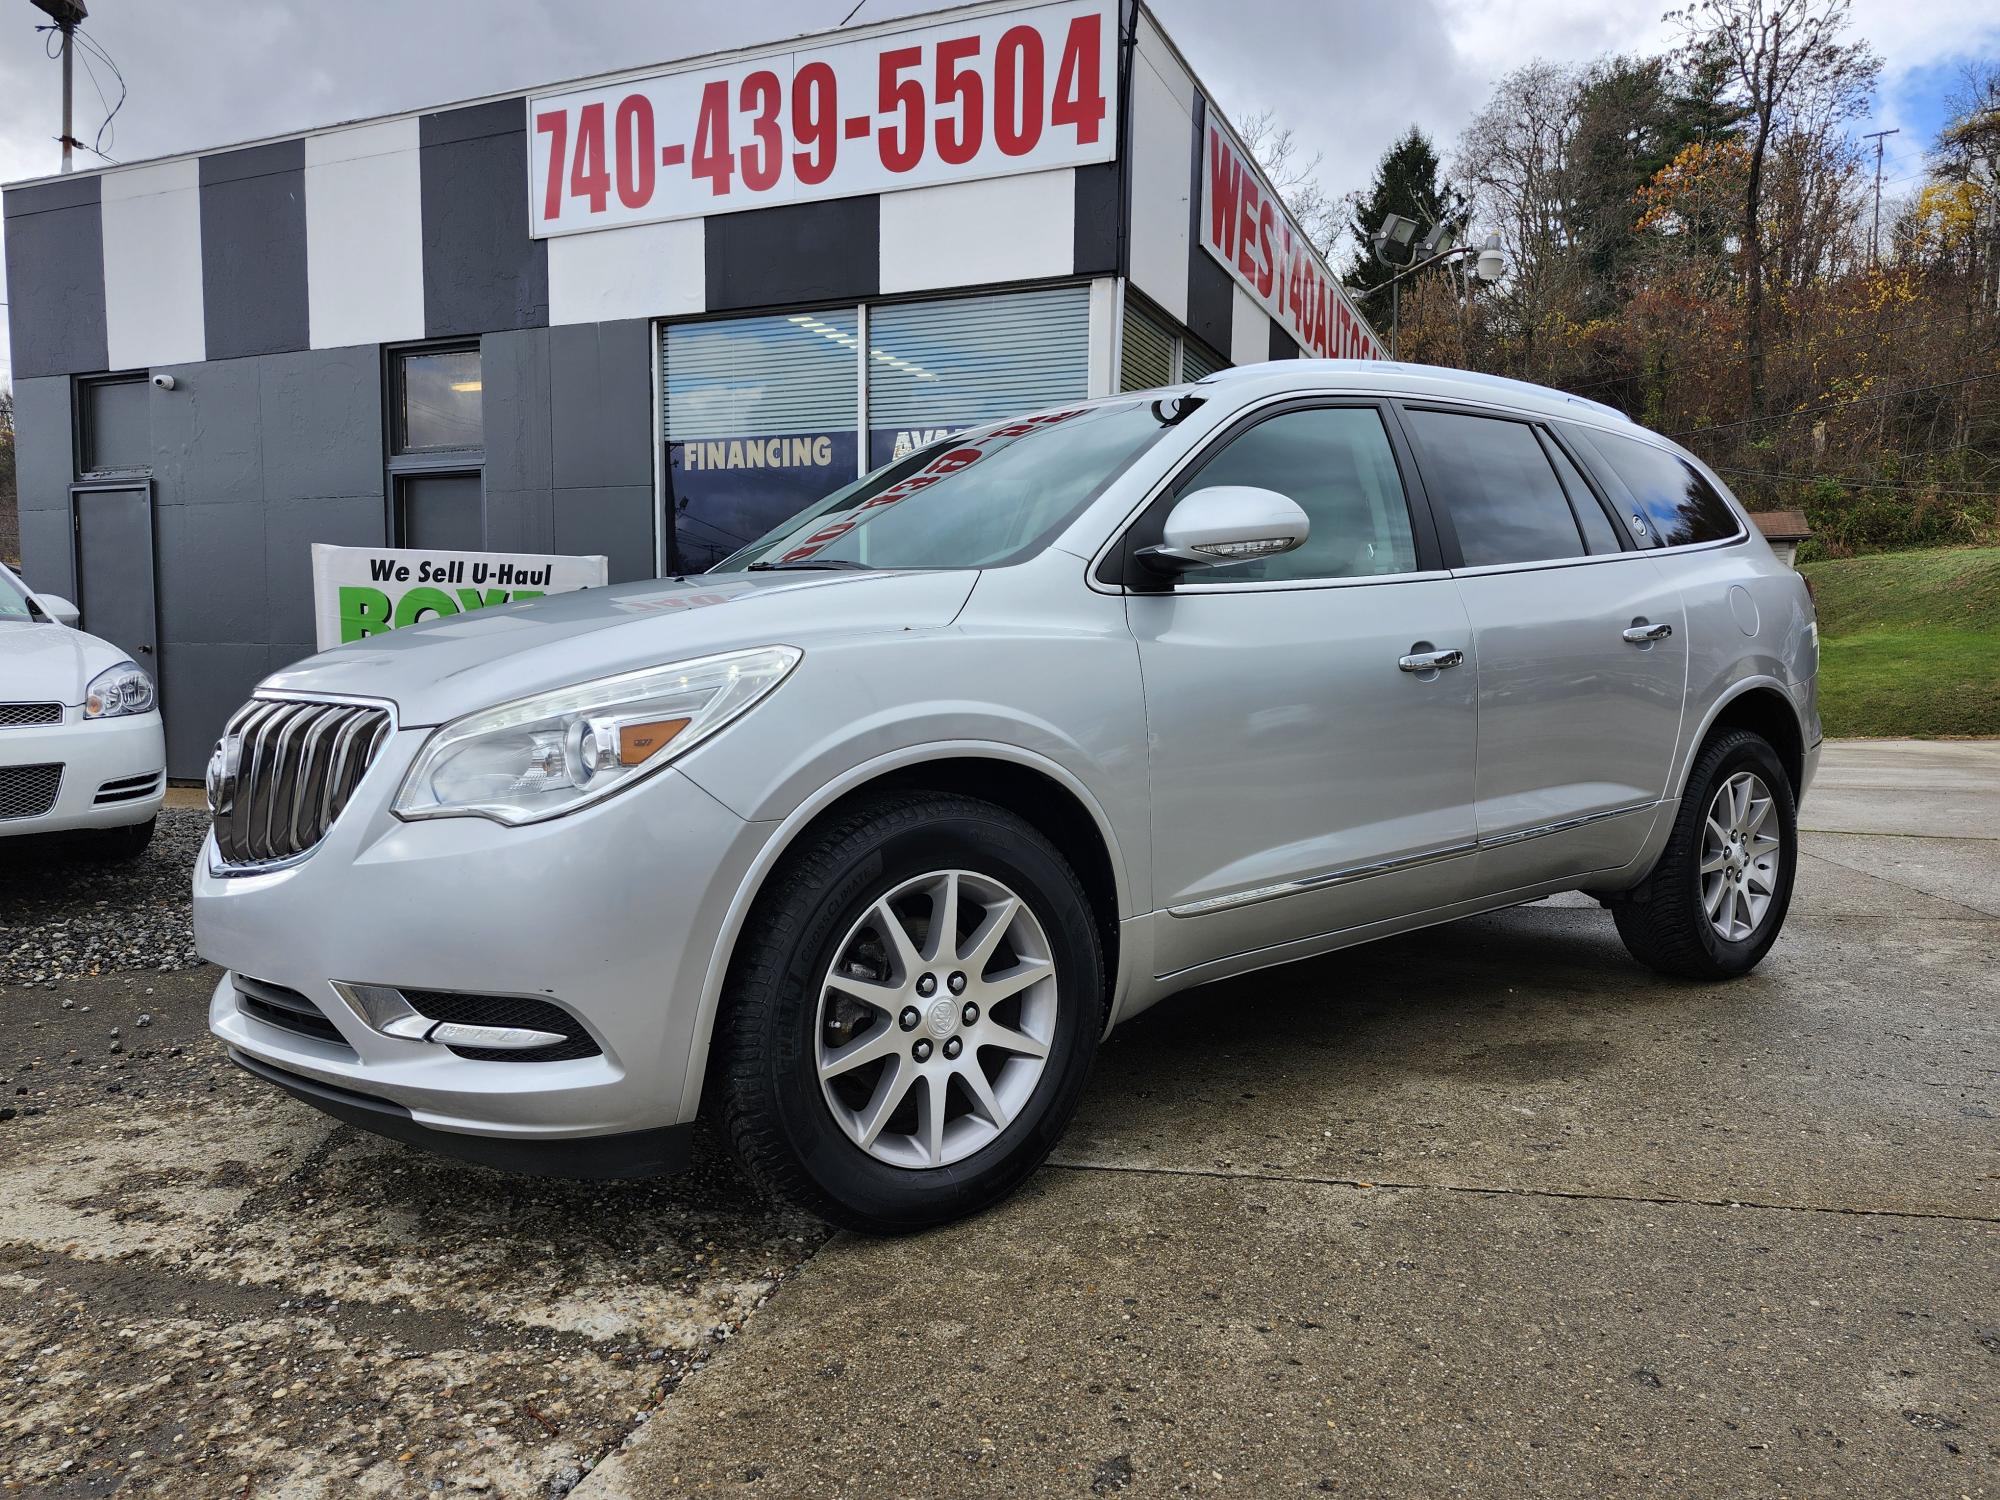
[1201,122,1383,361]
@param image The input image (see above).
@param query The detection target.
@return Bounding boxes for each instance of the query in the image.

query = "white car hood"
[261,568,980,726]
[0,619,132,705]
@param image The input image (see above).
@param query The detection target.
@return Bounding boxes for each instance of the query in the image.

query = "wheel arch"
[676,743,1131,1123]
[1679,678,1807,800]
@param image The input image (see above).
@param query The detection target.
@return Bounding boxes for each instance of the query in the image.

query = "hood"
[0,619,136,706]
[262,568,979,726]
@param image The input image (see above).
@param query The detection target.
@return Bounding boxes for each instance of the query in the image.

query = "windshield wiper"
[746,559,874,572]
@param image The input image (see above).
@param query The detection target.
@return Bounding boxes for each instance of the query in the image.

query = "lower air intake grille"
[0,702,63,728]
[402,990,603,1063]
[0,763,63,820]
[211,697,391,867]
[235,974,352,1049]
[95,770,163,805]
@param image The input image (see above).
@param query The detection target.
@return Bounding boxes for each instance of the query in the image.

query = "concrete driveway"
[582,741,1999,1498]
[1,742,1994,1498]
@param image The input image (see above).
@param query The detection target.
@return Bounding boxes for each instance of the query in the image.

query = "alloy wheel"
[1701,770,1782,942]
[814,869,1059,1169]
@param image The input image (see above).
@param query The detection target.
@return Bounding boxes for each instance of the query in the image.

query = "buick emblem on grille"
[205,735,240,816]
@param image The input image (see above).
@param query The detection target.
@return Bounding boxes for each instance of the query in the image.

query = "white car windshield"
[712,399,1174,573]
[0,570,36,621]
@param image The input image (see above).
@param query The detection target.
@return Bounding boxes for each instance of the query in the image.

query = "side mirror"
[34,593,81,629]
[1136,486,1311,578]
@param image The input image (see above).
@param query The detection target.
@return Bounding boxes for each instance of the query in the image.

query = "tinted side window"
[1578,428,1741,547]
[1402,409,1584,567]
[1541,432,1623,553]
[1181,407,1417,583]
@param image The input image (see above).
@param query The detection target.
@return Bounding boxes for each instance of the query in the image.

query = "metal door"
[71,482,158,667]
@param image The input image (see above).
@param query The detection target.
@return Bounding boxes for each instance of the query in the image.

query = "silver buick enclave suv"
[194,361,1820,1232]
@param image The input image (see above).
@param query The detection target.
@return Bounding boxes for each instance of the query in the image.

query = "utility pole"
[28,0,89,174]
[1863,127,1899,271]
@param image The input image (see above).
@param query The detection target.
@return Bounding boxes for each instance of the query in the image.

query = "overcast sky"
[3,0,1996,387]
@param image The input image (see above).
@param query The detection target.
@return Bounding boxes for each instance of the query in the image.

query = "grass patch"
[1800,546,2000,738]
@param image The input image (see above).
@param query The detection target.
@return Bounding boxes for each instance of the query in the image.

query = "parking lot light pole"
[1370,218,1507,360]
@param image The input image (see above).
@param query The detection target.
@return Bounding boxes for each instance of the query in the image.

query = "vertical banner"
[310,544,609,651]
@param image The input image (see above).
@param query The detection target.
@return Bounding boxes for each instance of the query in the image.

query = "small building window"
[393,346,483,453]
[80,374,150,474]
[387,344,485,550]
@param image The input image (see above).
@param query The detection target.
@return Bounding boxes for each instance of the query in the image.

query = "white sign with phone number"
[526,0,1115,236]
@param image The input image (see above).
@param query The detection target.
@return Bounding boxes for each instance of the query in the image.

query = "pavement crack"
[1803,825,2000,843]
[1042,1158,2000,1225]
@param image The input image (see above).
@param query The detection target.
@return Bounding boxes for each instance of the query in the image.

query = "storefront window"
[865,285,1091,468]
[1119,301,1174,392]
[663,310,860,573]
[1118,293,1228,391]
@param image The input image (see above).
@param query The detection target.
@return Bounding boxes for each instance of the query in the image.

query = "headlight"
[392,646,801,825]
[84,661,156,719]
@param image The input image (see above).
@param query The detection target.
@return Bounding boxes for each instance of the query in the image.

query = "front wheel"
[1614,729,1797,979]
[711,792,1104,1233]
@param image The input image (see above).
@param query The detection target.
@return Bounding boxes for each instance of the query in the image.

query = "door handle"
[1622,622,1673,644]
[137,644,154,654]
[1398,648,1464,673]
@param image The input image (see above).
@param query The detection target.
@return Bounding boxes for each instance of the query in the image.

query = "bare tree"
[1671,0,1879,415]
[1236,110,1345,256]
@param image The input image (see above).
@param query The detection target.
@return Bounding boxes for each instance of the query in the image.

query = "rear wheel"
[1614,729,1796,979]
[711,793,1104,1233]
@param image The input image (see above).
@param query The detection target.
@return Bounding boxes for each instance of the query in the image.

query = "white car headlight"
[84,661,156,719]
[392,646,801,825]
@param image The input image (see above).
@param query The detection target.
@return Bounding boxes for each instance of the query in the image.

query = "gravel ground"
[0,817,830,1498]
[0,808,209,984]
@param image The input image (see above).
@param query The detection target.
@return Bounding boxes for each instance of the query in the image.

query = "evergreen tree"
[1344,127,1466,326]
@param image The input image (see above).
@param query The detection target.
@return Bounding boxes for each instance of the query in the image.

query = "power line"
[1665,371,2000,439]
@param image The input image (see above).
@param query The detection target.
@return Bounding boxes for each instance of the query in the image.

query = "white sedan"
[0,560,164,856]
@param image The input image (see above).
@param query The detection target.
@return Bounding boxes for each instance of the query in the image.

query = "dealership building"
[2,0,1381,776]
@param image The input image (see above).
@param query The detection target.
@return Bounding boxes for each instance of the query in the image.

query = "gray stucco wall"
[1,176,107,379]
[10,322,655,778]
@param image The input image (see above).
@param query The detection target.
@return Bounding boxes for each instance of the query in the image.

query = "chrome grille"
[210,698,392,867]
[0,702,63,728]
[0,763,64,820]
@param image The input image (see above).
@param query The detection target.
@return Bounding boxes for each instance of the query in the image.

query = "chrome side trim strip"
[1166,800,1666,918]
[1476,799,1665,849]
[1168,839,1479,918]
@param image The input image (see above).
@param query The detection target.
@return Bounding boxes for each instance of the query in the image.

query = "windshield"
[0,570,35,622]
[712,400,1170,572]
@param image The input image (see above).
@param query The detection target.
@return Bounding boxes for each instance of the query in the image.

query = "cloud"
[3,0,1997,386]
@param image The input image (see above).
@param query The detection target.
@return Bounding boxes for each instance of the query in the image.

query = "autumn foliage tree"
[1336,4,1997,557]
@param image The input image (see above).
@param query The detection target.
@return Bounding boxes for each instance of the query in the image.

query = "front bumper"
[195,728,772,1156]
[0,710,165,836]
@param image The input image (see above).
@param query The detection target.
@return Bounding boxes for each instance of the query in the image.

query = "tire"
[1614,729,1797,980]
[88,816,157,861]
[711,792,1104,1234]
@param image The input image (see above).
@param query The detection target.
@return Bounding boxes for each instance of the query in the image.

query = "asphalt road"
[2,741,1994,1498]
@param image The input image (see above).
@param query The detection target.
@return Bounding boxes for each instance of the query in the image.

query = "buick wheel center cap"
[925,998,957,1040]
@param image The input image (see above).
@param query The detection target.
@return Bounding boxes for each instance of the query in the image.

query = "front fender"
[671,738,1140,1124]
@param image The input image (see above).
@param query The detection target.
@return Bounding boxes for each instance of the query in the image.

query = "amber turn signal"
[617,717,691,765]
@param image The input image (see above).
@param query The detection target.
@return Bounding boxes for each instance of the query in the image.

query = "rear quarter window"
[1576,428,1742,547]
